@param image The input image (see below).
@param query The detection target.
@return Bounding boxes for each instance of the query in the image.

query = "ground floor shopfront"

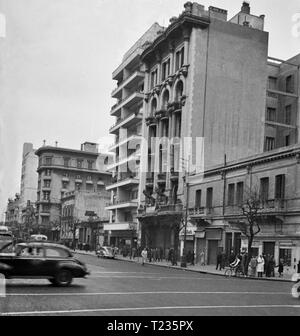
[138,210,182,261]
[185,217,300,274]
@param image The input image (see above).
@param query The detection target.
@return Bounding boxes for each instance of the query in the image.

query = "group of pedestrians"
[227,250,285,278]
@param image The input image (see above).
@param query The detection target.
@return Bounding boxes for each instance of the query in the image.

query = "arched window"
[162,90,170,110]
[150,98,157,116]
[175,81,184,102]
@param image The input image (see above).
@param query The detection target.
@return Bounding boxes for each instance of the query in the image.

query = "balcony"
[75,179,83,184]
[107,151,141,171]
[145,115,157,126]
[146,173,154,187]
[105,200,138,211]
[103,222,137,232]
[157,173,167,184]
[62,177,70,183]
[110,91,144,116]
[106,174,139,191]
[86,180,93,185]
[155,109,168,120]
[109,134,142,151]
[111,71,145,99]
[170,171,179,181]
[138,203,183,218]
[189,207,213,218]
[109,112,143,134]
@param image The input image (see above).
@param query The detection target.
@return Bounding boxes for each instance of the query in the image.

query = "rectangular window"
[45,169,52,176]
[268,76,277,90]
[265,137,275,151]
[206,188,213,209]
[275,174,285,199]
[175,51,180,71]
[227,184,235,206]
[45,157,52,165]
[279,249,291,266]
[43,180,51,188]
[88,160,94,170]
[260,177,269,202]
[43,191,50,201]
[285,105,292,124]
[162,59,170,81]
[286,75,293,93]
[77,160,83,169]
[195,190,201,208]
[266,108,276,122]
[285,135,290,147]
[180,47,185,67]
[64,157,70,167]
[236,182,244,205]
[150,69,157,89]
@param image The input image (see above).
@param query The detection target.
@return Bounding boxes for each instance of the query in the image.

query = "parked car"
[0,241,89,286]
[96,246,115,259]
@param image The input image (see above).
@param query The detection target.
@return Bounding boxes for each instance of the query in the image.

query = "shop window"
[279,248,292,266]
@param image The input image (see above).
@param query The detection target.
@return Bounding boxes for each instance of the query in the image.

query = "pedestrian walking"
[191,251,195,266]
[276,258,284,277]
[298,260,300,274]
[256,255,264,278]
[141,248,148,266]
[269,255,275,277]
[216,251,222,270]
[250,255,257,277]
[220,252,226,270]
[199,250,205,266]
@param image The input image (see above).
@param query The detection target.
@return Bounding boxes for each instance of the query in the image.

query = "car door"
[13,245,46,277]
[42,247,69,277]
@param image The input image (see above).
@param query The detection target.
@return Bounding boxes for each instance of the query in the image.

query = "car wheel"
[54,269,73,287]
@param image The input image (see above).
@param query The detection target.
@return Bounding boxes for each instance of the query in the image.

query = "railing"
[111,91,144,114]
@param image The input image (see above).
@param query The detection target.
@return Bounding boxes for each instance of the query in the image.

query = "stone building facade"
[35,142,112,240]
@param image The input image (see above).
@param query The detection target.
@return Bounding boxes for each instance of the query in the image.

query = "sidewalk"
[74,250,293,282]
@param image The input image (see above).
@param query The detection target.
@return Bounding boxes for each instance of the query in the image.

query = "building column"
[182,27,191,65]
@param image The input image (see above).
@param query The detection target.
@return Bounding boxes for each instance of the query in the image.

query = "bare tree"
[236,186,262,275]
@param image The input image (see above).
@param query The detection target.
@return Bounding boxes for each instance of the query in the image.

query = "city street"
[0,253,299,316]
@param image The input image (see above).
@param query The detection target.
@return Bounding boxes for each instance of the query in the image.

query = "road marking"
[88,275,224,280]
[2,304,300,315]
[3,291,288,297]
[91,272,163,274]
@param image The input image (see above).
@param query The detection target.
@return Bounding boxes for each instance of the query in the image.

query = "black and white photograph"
[0,0,299,320]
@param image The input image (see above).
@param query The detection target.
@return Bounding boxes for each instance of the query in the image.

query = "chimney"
[55,141,58,147]
[43,140,46,147]
[241,1,250,14]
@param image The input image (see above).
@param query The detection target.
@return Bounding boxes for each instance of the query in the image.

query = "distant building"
[61,190,110,250]
[35,141,112,240]
[19,143,38,209]
[5,194,21,234]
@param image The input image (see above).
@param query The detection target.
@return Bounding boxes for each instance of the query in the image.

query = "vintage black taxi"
[0,241,89,286]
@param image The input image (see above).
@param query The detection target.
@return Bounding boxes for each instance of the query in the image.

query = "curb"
[114,257,292,283]
[75,251,292,283]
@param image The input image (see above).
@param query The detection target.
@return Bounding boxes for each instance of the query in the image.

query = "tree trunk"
[246,235,254,276]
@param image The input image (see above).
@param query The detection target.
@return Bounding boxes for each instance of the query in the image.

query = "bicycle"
[224,265,243,278]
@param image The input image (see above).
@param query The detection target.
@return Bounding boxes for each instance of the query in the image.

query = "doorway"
[263,242,275,256]
[207,240,218,265]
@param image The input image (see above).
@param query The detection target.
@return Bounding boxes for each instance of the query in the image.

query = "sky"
[0,0,299,219]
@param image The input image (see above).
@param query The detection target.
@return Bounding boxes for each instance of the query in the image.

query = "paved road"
[0,253,299,316]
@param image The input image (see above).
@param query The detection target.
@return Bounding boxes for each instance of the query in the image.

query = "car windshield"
[105,247,113,252]
[0,242,15,254]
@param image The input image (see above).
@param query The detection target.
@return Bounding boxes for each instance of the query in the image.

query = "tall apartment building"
[35,142,112,240]
[105,23,164,248]
[19,143,38,219]
[4,193,21,233]
[137,2,269,257]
